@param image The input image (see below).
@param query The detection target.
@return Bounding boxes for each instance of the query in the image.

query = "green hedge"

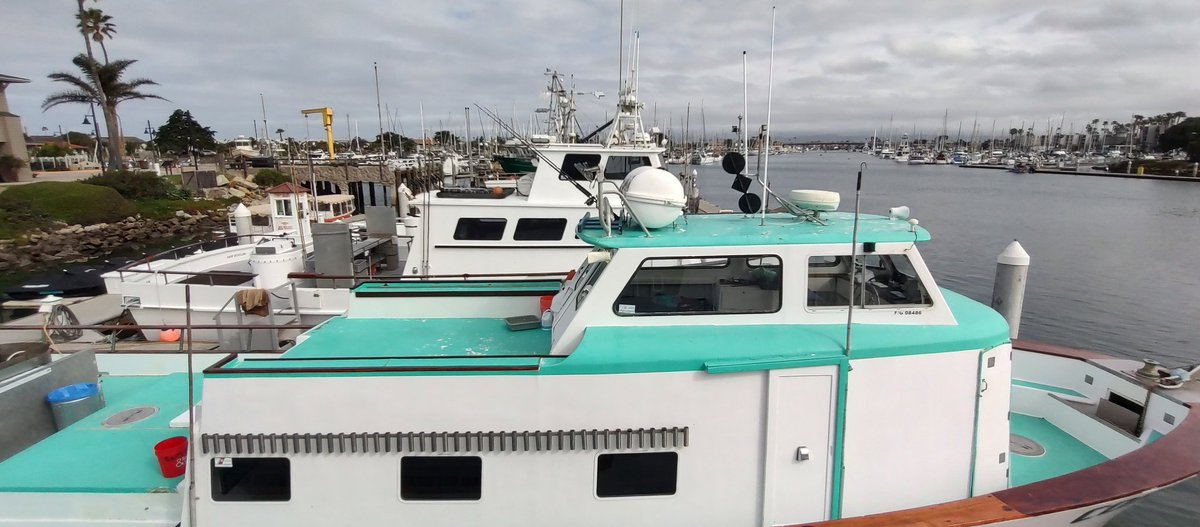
[0,182,137,229]
[82,170,171,200]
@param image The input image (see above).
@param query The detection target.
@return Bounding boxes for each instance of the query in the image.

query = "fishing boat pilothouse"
[4,166,1197,526]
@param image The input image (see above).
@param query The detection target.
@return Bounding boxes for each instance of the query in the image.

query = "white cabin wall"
[197,370,772,527]
[840,350,979,517]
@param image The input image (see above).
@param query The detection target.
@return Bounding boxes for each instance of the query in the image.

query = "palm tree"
[42,54,165,169]
[76,8,116,63]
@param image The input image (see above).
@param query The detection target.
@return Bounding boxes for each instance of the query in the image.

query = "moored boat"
[5,179,1198,526]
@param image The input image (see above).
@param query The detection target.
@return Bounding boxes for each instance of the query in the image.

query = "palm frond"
[45,72,97,96]
[42,91,97,110]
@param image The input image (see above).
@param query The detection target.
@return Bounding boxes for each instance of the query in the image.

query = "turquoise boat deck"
[1009,413,1108,487]
[354,280,563,296]
[0,373,199,493]
[216,317,554,372]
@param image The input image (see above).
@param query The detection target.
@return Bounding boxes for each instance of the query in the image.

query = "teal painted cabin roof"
[208,290,1009,376]
[578,212,931,249]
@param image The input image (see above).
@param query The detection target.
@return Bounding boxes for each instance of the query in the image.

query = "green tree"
[76,8,116,63]
[1158,117,1200,162]
[154,110,217,158]
[42,54,165,169]
[433,130,458,147]
[35,142,74,157]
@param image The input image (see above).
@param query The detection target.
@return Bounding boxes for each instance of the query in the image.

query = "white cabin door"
[972,344,1012,495]
[763,367,836,526]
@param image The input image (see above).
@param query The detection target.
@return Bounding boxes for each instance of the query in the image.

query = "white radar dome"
[788,190,841,212]
[620,167,686,229]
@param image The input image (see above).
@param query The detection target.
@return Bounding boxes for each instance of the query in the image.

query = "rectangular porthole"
[1084,374,1094,385]
[211,458,290,502]
[998,452,1006,463]
[400,456,482,501]
[596,452,677,498]
[514,218,567,241]
[987,357,996,368]
[453,218,506,240]
[1164,413,1176,425]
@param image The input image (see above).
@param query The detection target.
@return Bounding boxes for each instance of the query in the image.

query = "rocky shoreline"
[0,209,227,273]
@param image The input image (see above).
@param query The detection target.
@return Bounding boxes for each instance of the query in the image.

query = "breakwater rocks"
[0,209,226,272]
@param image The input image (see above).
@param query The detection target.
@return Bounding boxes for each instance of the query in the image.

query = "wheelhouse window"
[274,198,293,217]
[561,153,601,181]
[807,254,931,308]
[400,456,482,501]
[453,218,507,240]
[596,452,678,498]
[613,255,782,316]
[210,457,290,502]
[514,218,568,241]
[603,155,652,180]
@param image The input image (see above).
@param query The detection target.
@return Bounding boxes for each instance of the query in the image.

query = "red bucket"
[154,436,188,478]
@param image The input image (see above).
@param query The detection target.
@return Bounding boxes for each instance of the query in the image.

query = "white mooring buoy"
[991,240,1030,339]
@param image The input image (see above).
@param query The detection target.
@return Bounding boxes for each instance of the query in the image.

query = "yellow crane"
[301,107,335,160]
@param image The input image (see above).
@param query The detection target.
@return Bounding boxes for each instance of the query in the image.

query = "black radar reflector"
[731,174,752,193]
[738,193,762,214]
[722,152,746,175]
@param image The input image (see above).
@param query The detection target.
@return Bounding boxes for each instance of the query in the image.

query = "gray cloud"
[2,0,1195,143]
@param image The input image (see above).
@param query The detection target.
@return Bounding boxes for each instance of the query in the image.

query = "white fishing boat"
[3,172,1198,526]
[101,183,384,350]
[398,49,669,278]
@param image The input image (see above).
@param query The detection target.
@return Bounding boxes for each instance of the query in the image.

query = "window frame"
[601,155,653,180]
[559,153,602,181]
[612,254,783,317]
[210,457,291,502]
[452,217,508,241]
[595,451,679,499]
[513,218,568,241]
[399,456,483,502]
[805,253,933,310]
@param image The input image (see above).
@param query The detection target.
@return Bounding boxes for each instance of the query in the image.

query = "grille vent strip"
[201,427,689,456]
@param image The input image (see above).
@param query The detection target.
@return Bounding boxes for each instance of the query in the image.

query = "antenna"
[761,6,776,226]
[845,162,866,356]
[742,51,748,158]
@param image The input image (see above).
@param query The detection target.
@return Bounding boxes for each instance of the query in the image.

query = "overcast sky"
[3,0,1196,144]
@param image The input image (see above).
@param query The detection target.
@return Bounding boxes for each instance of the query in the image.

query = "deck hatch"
[201,427,689,455]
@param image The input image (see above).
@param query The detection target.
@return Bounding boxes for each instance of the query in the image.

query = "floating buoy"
[492,186,504,196]
[159,328,181,343]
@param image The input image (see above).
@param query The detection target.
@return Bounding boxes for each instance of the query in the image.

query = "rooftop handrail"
[287,271,569,281]
[119,232,290,270]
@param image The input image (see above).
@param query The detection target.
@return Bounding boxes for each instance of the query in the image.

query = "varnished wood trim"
[992,402,1200,516]
[1012,339,1111,361]
[791,495,1024,526]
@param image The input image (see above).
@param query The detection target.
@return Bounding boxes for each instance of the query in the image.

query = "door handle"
[796,446,810,461]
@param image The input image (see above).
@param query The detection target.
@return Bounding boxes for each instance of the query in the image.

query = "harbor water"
[696,153,1200,526]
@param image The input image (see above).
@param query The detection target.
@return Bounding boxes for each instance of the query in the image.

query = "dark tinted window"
[603,156,652,180]
[514,218,567,241]
[453,218,506,240]
[561,154,601,181]
[211,458,290,502]
[596,452,677,497]
[614,255,782,316]
[400,456,482,501]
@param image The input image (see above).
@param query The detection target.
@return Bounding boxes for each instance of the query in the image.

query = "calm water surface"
[696,153,1200,526]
